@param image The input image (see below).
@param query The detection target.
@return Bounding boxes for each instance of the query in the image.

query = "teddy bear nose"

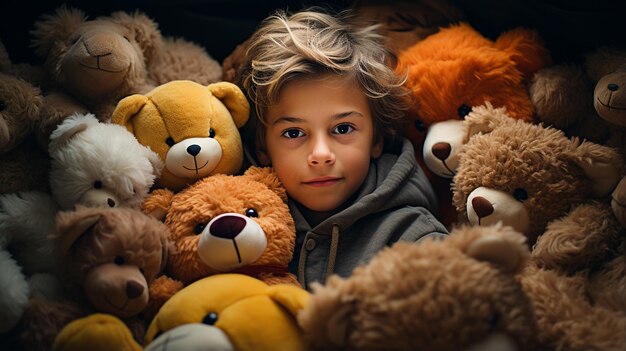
[107,198,116,207]
[187,144,201,156]
[432,142,452,160]
[210,215,246,239]
[126,280,144,299]
[472,196,494,218]
[608,83,619,91]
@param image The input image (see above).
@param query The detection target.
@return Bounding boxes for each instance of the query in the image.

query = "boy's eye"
[333,124,354,135]
[281,129,304,139]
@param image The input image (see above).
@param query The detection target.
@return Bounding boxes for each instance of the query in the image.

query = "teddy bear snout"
[78,189,120,209]
[71,31,132,73]
[467,187,530,236]
[126,280,144,299]
[197,213,268,271]
[165,137,222,179]
[594,72,626,126]
[422,119,463,178]
[472,196,494,218]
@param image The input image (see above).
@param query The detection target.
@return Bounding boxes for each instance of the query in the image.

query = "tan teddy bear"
[8,205,169,351]
[30,6,222,149]
[112,80,249,191]
[451,106,626,350]
[298,224,539,351]
[141,166,299,317]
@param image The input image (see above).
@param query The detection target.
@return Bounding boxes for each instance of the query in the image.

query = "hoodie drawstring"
[297,223,340,287]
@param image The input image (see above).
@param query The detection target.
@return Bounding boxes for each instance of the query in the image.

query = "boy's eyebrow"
[272,111,363,125]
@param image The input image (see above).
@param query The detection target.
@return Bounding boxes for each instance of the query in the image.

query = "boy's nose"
[308,137,335,166]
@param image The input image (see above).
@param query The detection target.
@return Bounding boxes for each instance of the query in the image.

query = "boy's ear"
[371,138,383,159]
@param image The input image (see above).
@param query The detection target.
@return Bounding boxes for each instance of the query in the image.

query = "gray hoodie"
[287,138,448,289]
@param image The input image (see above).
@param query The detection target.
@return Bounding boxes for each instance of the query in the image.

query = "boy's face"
[261,75,382,212]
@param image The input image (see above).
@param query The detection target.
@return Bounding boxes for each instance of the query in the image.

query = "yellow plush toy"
[112,80,250,191]
[52,274,310,351]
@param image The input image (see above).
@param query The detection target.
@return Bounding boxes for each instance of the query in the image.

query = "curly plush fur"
[141,166,299,315]
[298,224,538,351]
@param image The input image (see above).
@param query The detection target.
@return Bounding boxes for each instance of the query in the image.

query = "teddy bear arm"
[142,275,184,321]
[532,203,622,272]
[258,272,301,287]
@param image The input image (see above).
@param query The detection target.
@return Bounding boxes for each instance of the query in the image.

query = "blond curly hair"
[240,8,409,149]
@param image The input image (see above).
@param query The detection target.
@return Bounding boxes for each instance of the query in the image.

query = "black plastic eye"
[488,312,500,331]
[458,104,472,119]
[114,256,125,265]
[209,129,216,138]
[0,100,5,111]
[94,180,103,189]
[513,188,528,202]
[414,119,426,132]
[165,137,175,147]
[194,223,207,234]
[245,208,258,218]
[202,312,218,325]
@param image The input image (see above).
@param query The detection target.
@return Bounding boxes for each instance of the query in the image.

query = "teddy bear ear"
[244,166,288,203]
[298,277,355,348]
[463,224,530,275]
[494,27,552,81]
[266,283,311,318]
[48,112,99,154]
[108,11,163,63]
[207,82,250,128]
[461,102,512,143]
[142,188,175,221]
[111,94,150,133]
[585,47,626,83]
[54,207,103,254]
[562,140,624,198]
[30,6,86,57]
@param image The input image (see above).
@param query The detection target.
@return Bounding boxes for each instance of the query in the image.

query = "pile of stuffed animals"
[0,2,625,351]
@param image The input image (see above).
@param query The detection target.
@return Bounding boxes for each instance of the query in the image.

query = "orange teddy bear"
[141,166,299,316]
[397,22,551,227]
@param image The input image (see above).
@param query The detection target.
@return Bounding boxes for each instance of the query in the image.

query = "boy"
[240,9,447,289]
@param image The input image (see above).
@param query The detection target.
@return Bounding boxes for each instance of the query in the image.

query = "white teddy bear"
[0,112,163,332]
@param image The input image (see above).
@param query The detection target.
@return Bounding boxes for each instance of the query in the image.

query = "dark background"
[1,0,625,67]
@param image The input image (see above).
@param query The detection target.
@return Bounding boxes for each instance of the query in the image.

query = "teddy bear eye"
[94,180,103,189]
[513,188,528,201]
[202,312,218,325]
[0,99,5,111]
[209,129,216,138]
[414,119,426,132]
[194,223,207,234]
[165,137,175,147]
[457,104,472,119]
[245,208,258,218]
[487,312,500,331]
[114,256,125,265]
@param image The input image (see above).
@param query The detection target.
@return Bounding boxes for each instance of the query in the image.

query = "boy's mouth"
[302,176,342,187]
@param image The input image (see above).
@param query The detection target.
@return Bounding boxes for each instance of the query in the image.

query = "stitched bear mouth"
[597,97,626,110]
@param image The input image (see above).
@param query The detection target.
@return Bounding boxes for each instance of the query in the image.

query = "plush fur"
[0,42,50,194]
[112,80,249,191]
[53,274,310,351]
[30,6,222,149]
[9,205,171,351]
[451,106,626,350]
[452,103,623,246]
[396,22,551,228]
[298,224,538,351]
[141,166,299,316]
[49,113,162,210]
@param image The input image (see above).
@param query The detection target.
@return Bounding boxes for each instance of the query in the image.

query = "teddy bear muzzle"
[83,263,150,318]
[145,323,234,351]
[466,187,530,235]
[594,72,626,126]
[422,119,464,178]
[165,137,223,179]
[197,213,267,272]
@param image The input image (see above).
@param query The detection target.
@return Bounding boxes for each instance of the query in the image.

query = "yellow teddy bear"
[52,274,310,351]
[112,80,250,191]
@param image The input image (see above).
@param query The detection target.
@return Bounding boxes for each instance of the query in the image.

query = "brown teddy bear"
[451,106,626,350]
[9,205,170,351]
[298,224,539,351]
[452,103,623,246]
[112,80,249,191]
[396,22,551,228]
[0,41,50,194]
[141,166,299,315]
[29,6,222,149]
